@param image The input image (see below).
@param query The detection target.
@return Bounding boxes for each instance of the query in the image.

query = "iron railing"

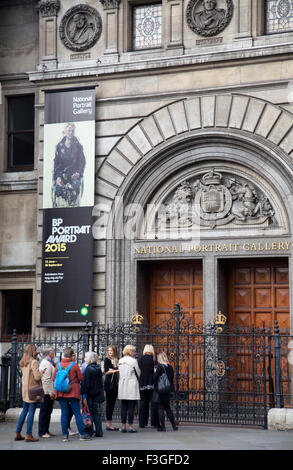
[1,304,292,428]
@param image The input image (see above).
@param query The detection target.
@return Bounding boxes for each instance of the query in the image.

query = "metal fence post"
[9,329,18,408]
[174,303,181,424]
[83,320,90,357]
[0,354,10,408]
[273,321,283,408]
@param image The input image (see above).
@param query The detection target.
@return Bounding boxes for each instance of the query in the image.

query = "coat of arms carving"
[163,170,276,230]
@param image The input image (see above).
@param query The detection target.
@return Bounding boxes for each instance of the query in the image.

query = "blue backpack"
[54,362,76,392]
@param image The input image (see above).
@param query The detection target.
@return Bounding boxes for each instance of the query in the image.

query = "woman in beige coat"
[38,348,56,438]
[14,344,45,442]
[118,345,140,433]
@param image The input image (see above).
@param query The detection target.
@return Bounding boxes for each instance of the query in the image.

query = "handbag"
[28,361,44,401]
[28,385,44,401]
[82,403,92,428]
[157,365,171,394]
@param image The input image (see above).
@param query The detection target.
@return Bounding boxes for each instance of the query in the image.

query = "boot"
[14,432,25,441]
[25,434,39,442]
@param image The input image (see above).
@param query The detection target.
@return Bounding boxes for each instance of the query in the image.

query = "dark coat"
[103,357,119,392]
[153,363,174,404]
[53,136,86,181]
[81,363,104,399]
[138,354,156,390]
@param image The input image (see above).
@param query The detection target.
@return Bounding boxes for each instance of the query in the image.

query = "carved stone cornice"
[99,0,121,10]
[38,0,60,17]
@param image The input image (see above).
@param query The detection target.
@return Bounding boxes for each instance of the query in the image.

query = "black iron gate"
[1,304,292,428]
[89,305,276,428]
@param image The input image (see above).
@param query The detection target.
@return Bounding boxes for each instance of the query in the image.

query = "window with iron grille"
[266,0,293,34]
[7,95,35,171]
[133,3,162,50]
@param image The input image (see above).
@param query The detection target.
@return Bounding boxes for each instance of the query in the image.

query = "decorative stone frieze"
[99,0,121,10]
[59,4,102,52]
[186,0,234,37]
[38,0,60,17]
[161,170,276,231]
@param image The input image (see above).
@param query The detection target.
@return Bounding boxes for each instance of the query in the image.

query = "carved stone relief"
[100,0,121,10]
[160,170,277,231]
[38,0,60,17]
[59,5,102,52]
[186,0,234,37]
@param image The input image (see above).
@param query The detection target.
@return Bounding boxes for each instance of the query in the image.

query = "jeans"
[87,396,103,437]
[38,394,54,436]
[59,398,86,438]
[15,402,37,436]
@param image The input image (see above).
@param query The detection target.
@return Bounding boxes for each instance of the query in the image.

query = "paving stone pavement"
[1,419,293,452]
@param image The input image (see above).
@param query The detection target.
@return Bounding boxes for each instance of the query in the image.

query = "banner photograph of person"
[43,120,95,209]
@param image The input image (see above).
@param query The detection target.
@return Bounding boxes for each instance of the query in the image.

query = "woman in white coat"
[118,344,141,433]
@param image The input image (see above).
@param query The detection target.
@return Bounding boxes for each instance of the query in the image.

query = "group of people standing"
[14,343,178,442]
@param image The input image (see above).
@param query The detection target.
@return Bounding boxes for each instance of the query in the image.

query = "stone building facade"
[0,0,293,351]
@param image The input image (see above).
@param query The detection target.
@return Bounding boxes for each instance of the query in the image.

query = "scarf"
[46,356,56,368]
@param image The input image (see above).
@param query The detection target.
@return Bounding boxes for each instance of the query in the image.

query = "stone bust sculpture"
[68,13,95,46]
[194,0,225,30]
[186,0,234,37]
[59,5,102,52]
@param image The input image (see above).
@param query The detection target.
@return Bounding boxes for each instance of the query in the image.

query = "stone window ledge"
[0,170,38,192]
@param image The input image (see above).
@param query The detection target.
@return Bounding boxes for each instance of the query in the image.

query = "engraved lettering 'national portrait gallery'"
[186,0,234,37]
[59,5,102,52]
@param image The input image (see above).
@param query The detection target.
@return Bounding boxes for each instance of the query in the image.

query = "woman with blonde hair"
[153,352,178,432]
[15,344,45,442]
[104,345,119,431]
[138,344,159,428]
[118,344,141,433]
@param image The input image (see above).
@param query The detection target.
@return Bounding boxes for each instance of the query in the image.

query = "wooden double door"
[149,258,289,329]
[227,258,289,330]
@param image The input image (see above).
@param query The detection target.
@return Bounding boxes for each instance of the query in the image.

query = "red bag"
[82,402,92,428]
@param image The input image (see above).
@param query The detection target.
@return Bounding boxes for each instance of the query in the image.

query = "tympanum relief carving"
[159,170,276,231]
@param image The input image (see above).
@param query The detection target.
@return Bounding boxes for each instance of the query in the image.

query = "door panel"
[228,258,290,404]
[149,261,203,327]
[228,258,289,329]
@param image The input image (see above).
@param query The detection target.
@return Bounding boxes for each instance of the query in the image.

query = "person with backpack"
[53,347,91,442]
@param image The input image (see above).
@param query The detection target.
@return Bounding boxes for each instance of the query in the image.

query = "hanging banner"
[40,87,95,326]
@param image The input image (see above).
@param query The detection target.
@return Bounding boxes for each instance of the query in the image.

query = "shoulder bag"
[28,361,44,401]
[157,365,171,394]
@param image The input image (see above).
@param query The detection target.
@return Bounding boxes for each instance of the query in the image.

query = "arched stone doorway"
[94,94,293,327]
